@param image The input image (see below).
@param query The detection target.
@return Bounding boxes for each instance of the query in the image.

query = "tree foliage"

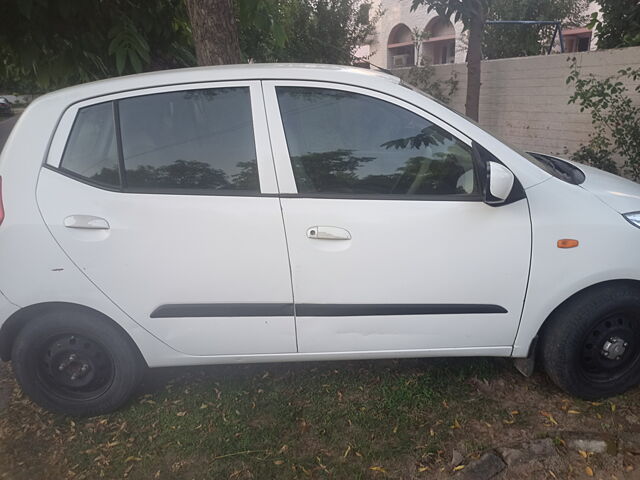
[567,58,640,180]
[183,0,290,66]
[411,0,487,120]
[0,0,195,91]
[483,0,589,59]
[1,0,378,91]
[589,0,640,49]
[240,0,380,64]
[411,0,487,28]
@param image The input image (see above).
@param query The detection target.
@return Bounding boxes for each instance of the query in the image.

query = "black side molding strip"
[296,304,507,317]
[150,303,294,318]
[150,303,507,318]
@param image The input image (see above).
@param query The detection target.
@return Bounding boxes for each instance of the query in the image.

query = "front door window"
[276,87,476,197]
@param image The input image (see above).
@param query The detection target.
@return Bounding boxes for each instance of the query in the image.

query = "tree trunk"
[184,0,242,66]
[465,7,484,121]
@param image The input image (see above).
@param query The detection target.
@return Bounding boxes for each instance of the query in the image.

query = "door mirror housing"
[485,161,515,204]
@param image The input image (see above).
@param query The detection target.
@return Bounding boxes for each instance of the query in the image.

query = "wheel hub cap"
[580,312,640,382]
[601,336,628,360]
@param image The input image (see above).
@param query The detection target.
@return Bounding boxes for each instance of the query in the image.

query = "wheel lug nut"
[58,353,78,371]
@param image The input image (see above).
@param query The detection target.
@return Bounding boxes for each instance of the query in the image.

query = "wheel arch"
[530,279,640,356]
[0,302,147,365]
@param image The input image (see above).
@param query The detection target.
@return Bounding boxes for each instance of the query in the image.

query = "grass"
[1,357,640,479]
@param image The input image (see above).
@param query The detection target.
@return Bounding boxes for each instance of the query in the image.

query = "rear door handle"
[307,226,351,240]
[64,215,110,230]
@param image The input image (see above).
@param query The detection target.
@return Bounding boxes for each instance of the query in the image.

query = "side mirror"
[485,161,515,204]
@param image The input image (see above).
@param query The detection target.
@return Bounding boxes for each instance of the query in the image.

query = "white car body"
[1,64,639,373]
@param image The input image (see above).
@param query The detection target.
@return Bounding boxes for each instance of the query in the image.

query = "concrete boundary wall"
[396,46,640,157]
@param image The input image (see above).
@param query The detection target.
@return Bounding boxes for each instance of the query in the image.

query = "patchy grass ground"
[1,357,640,479]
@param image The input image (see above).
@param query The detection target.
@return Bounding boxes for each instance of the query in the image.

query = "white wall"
[396,46,640,157]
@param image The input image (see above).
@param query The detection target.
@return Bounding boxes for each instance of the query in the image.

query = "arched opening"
[387,24,414,68]
[422,16,455,65]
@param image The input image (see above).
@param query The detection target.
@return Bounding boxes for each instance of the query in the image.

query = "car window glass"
[276,87,476,196]
[60,102,120,188]
[118,87,258,193]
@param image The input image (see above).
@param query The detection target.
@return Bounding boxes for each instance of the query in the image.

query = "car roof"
[35,63,401,107]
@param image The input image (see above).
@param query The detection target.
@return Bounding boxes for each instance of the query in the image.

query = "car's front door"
[37,82,296,357]
[263,81,531,355]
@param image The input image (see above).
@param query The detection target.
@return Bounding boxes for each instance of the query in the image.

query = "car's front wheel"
[541,283,640,399]
[11,309,144,416]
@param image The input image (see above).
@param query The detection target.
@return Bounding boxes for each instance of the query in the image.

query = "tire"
[11,309,144,416]
[541,283,640,400]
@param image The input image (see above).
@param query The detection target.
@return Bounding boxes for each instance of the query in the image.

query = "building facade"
[359,0,599,69]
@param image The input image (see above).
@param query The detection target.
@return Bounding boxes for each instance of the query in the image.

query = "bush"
[396,59,459,104]
[570,144,618,175]
[567,57,640,180]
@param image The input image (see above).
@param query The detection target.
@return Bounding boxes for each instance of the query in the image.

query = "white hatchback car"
[1,64,640,416]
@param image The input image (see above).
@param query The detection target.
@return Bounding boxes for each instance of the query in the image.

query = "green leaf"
[586,11,599,30]
[130,31,151,62]
[129,51,143,73]
[107,37,118,56]
[115,50,126,75]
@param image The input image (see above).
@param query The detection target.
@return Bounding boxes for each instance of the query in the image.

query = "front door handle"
[64,215,110,230]
[307,226,351,240]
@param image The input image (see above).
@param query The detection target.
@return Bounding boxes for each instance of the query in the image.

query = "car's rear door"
[36,81,296,356]
[263,81,531,355]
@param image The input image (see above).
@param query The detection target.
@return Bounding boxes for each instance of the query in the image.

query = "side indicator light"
[557,239,579,248]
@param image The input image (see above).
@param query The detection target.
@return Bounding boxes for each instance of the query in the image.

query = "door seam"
[511,195,534,355]
[260,81,299,352]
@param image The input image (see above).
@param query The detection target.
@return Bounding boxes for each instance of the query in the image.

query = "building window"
[563,28,592,52]
[387,24,414,68]
[423,16,455,65]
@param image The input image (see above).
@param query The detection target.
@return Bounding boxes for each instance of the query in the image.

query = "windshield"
[526,152,586,185]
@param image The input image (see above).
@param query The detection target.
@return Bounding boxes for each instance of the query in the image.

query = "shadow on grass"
[137,356,511,396]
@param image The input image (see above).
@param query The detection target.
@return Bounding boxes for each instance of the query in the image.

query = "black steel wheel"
[579,312,640,384]
[38,333,115,401]
[12,308,144,416]
[541,283,640,399]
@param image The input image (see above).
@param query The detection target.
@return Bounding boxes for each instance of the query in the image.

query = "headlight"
[623,211,640,228]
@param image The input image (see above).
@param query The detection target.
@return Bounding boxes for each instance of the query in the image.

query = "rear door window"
[118,87,259,193]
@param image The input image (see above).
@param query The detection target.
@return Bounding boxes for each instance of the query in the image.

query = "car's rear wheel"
[541,283,640,399]
[11,309,144,416]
